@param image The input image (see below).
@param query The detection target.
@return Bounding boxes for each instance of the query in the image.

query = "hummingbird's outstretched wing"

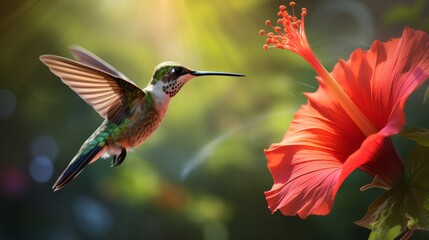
[69,45,132,83]
[40,54,145,124]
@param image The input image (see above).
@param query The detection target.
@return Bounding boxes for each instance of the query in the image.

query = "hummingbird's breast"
[117,91,170,148]
[127,107,162,147]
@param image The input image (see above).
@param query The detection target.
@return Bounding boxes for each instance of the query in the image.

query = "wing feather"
[69,45,132,82]
[40,54,145,123]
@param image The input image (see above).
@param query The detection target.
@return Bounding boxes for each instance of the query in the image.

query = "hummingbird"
[40,46,244,191]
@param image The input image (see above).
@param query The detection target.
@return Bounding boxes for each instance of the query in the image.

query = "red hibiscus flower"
[260,2,429,218]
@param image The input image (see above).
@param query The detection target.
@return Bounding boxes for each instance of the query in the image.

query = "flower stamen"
[260,2,378,136]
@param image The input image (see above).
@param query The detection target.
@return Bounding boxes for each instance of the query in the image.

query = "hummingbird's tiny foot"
[111,148,127,167]
[111,155,117,167]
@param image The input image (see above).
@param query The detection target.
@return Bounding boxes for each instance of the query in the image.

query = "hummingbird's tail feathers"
[52,145,104,191]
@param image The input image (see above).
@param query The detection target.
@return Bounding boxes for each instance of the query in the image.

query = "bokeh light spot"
[73,196,113,238]
[0,89,16,119]
[203,221,229,240]
[31,135,59,160]
[28,156,53,183]
[0,167,29,197]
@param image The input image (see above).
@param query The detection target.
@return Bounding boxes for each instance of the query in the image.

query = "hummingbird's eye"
[171,67,184,75]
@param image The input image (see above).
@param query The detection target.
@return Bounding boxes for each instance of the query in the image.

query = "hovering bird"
[40,46,244,191]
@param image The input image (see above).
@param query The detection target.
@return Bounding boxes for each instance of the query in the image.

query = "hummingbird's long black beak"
[191,70,245,77]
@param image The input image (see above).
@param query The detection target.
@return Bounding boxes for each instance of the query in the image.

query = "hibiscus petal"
[265,97,363,218]
[265,121,403,218]
[343,135,404,189]
[265,28,429,218]
[332,27,429,133]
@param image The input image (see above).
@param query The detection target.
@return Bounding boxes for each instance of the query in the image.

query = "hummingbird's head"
[148,61,244,97]
[149,62,194,97]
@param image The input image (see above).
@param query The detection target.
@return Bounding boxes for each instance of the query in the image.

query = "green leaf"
[400,128,429,147]
[356,146,429,239]
[355,188,407,240]
[404,146,429,230]
[360,176,391,191]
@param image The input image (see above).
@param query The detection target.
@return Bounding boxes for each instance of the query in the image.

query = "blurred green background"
[1,0,428,239]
